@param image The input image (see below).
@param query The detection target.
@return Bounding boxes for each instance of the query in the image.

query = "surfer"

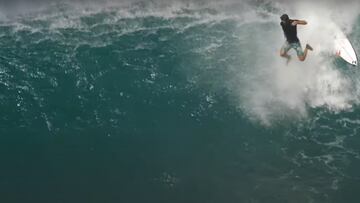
[279,14,313,64]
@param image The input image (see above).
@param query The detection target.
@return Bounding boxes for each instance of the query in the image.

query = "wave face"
[0,1,360,202]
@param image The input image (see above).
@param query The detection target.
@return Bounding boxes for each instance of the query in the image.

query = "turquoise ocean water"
[0,1,360,202]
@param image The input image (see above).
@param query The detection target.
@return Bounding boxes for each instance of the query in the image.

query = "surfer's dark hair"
[280,14,289,22]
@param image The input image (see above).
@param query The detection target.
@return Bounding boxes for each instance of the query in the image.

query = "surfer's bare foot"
[306,44,313,51]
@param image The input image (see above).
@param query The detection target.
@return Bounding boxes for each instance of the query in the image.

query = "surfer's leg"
[295,42,311,61]
[293,43,305,61]
[280,50,291,58]
[280,41,291,63]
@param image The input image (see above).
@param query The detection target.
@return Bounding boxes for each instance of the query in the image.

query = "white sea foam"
[233,0,360,125]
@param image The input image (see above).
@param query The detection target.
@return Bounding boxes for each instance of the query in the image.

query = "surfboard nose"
[334,32,357,66]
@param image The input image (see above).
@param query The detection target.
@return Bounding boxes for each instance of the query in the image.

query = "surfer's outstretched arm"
[291,20,307,25]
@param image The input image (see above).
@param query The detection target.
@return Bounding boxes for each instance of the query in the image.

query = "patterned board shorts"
[281,41,304,57]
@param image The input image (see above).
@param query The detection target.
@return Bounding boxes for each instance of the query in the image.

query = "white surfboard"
[334,32,358,66]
